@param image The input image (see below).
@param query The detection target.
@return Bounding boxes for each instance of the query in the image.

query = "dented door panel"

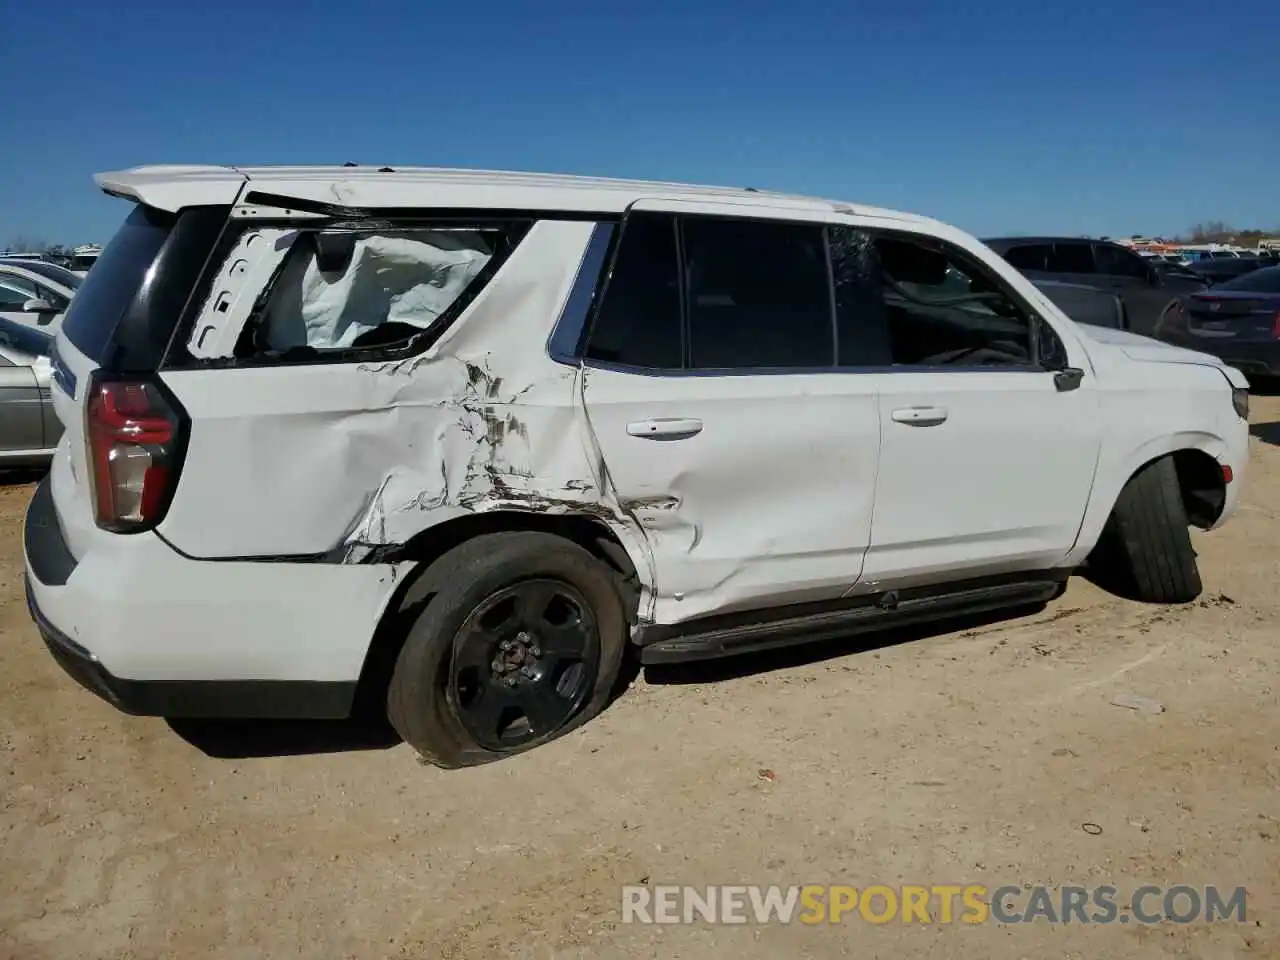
[582,366,882,625]
[156,220,657,607]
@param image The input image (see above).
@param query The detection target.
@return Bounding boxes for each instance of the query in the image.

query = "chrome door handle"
[891,406,948,427]
[627,418,704,440]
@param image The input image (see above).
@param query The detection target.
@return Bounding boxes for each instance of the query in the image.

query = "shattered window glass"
[830,225,1034,367]
[256,229,501,353]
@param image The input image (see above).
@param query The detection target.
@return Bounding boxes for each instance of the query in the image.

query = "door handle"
[627,417,704,440]
[891,406,948,427]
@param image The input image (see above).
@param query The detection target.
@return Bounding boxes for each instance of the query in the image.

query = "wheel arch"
[350,509,650,713]
[1064,431,1228,567]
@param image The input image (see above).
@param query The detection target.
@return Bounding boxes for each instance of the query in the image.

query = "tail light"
[85,375,187,532]
[1273,310,1280,339]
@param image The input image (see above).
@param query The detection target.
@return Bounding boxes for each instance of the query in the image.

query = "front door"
[581,211,881,625]
[830,226,1101,590]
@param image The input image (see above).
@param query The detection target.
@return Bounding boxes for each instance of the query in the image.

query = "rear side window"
[1047,243,1095,274]
[584,213,682,369]
[1093,244,1149,279]
[682,217,832,369]
[1001,244,1051,271]
[253,228,512,355]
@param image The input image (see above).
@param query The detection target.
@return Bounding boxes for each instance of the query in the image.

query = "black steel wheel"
[449,579,600,750]
[387,532,629,768]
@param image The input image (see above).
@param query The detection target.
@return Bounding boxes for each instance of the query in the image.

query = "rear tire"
[1089,456,1202,603]
[386,532,627,769]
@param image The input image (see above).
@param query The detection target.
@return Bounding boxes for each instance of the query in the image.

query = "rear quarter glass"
[60,204,230,371]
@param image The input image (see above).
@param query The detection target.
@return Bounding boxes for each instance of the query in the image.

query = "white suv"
[24,165,1250,767]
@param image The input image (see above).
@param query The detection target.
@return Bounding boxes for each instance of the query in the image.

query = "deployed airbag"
[263,231,493,350]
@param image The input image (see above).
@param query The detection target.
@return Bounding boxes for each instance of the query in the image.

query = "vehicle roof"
[93,164,930,225]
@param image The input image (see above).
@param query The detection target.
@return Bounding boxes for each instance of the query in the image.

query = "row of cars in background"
[0,258,79,464]
[983,235,1280,384]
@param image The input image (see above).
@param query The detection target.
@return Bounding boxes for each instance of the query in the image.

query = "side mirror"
[23,298,58,315]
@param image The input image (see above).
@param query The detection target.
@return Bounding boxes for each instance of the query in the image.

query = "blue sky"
[4,0,1277,245]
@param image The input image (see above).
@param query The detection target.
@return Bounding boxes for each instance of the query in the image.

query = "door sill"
[637,572,1068,665]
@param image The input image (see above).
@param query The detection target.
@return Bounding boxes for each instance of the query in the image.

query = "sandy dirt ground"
[2,400,1278,960]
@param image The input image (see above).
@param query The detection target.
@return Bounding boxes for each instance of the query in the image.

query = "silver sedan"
[0,260,73,465]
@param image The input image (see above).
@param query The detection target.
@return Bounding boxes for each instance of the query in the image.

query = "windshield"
[69,256,98,271]
[1,259,83,290]
[1216,265,1280,293]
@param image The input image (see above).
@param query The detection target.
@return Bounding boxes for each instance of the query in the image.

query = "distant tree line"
[1179,223,1280,245]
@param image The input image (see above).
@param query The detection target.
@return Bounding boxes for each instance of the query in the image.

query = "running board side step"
[637,577,1064,665]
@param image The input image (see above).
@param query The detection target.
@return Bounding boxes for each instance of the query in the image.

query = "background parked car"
[1186,256,1267,286]
[0,258,79,335]
[1156,264,1280,385]
[1031,279,1128,329]
[0,317,59,465]
[1150,258,1207,286]
[983,236,1192,336]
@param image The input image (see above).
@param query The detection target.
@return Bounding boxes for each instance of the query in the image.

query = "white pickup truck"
[24,165,1249,767]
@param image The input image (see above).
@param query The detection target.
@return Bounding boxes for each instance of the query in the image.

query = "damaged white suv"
[24,165,1250,767]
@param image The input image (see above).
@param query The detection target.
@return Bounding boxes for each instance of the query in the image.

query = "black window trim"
[566,212,1064,378]
[162,214,537,371]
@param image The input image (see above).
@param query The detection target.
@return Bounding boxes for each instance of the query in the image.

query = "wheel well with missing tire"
[1170,449,1227,529]
[1100,448,1226,534]
[351,512,641,714]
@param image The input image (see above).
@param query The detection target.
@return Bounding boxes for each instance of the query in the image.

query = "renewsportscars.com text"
[621,884,1248,926]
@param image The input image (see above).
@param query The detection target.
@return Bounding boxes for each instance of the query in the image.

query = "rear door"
[580,207,882,625]
[1091,242,1174,336]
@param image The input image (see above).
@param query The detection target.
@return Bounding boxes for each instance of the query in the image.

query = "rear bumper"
[25,575,356,717]
[23,478,407,719]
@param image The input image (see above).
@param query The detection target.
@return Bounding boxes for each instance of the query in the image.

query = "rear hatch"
[1185,291,1280,341]
[48,202,232,560]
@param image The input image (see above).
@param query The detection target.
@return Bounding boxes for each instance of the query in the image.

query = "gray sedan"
[0,309,61,467]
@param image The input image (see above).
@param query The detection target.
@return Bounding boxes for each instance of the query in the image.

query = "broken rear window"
[185,222,529,362]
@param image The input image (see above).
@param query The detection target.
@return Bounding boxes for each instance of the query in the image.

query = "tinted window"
[0,318,53,358]
[60,205,175,363]
[1093,244,1149,279]
[831,227,1033,367]
[0,274,37,307]
[1034,283,1122,328]
[1001,244,1051,271]
[682,217,832,369]
[831,226,893,366]
[1047,243,1095,274]
[1216,265,1280,293]
[584,214,682,368]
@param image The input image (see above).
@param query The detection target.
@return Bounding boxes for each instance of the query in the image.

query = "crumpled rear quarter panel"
[155,220,650,584]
